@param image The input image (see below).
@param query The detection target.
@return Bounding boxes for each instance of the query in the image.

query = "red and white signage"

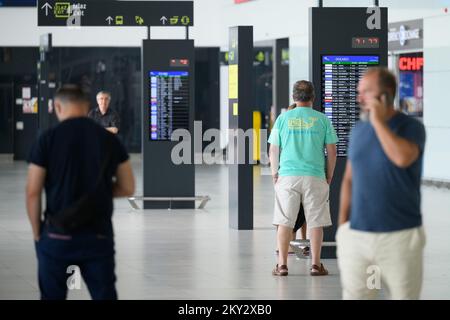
[399,56,424,71]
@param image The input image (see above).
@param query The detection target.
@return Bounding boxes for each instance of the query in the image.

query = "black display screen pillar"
[228,26,254,230]
[142,40,195,209]
[309,7,388,257]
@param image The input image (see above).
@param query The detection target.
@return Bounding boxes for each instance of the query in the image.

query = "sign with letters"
[37,0,193,27]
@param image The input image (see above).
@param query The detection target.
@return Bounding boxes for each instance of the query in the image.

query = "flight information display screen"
[149,71,190,141]
[322,55,379,156]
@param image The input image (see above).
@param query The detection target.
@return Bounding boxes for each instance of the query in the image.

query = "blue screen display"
[322,56,379,64]
[149,71,189,77]
[149,70,190,141]
[321,55,379,156]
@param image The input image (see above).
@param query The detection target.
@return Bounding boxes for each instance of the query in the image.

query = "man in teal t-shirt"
[269,80,338,277]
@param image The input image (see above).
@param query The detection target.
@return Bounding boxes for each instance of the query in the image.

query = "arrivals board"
[149,71,190,141]
[322,55,379,156]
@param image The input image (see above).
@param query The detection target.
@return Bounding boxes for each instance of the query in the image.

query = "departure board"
[149,71,190,141]
[322,55,379,156]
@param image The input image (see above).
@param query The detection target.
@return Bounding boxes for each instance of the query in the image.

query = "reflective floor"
[0,155,449,300]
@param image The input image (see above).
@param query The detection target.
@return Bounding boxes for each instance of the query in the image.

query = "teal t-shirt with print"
[268,107,338,179]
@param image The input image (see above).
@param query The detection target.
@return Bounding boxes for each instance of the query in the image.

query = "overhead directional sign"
[37,0,193,27]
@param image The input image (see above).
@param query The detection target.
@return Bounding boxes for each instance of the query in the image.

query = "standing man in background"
[88,91,121,134]
[269,80,338,277]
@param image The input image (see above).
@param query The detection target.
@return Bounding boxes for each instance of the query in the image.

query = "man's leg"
[336,222,378,300]
[36,241,69,300]
[277,224,293,267]
[275,226,295,254]
[376,227,425,300]
[78,236,117,300]
[301,177,332,274]
[81,254,117,300]
[309,227,323,266]
[272,176,301,275]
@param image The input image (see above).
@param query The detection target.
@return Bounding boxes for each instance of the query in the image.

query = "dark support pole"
[318,0,323,7]
[142,40,195,209]
[228,26,254,230]
[273,38,289,117]
[374,0,379,6]
[186,26,189,40]
[148,26,151,40]
[309,7,388,258]
[38,33,53,133]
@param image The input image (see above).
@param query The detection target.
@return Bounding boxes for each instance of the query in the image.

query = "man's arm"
[325,144,337,185]
[338,160,352,225]
[107,111,121,135]
[269,144,280,184]
[26,164,46,241]
[372,120,420,168]
[113,160,135,197]
[367,96,420,168]
[106,127,119,134]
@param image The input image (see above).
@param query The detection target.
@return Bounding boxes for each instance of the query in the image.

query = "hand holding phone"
[366,92,390,124]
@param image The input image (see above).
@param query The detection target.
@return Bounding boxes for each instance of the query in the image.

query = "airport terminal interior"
[1,0,450,300]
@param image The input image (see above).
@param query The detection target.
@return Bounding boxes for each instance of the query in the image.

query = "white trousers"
[336,222,426,300]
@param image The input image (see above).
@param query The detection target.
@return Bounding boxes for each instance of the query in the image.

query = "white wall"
[423,13,450,181]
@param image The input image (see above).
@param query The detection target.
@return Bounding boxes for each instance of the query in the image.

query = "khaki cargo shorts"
[273,176,332,229]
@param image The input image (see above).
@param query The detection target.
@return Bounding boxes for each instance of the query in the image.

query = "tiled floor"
[0,155,449,300]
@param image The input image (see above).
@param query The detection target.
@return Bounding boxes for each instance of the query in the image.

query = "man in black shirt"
[88,91,120,134]
[26,85,135,300]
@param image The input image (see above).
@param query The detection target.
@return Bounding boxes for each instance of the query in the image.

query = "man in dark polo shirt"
[88,91,120,134]
[337,67,426,300]
[26,85,135,300]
